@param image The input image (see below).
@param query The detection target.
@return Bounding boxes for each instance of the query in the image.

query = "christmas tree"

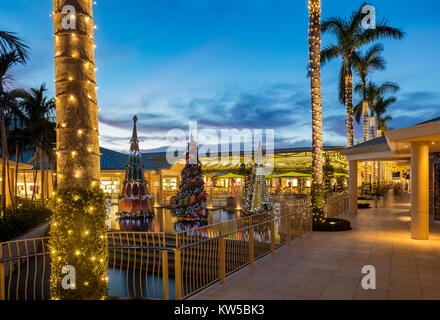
[117,116,154,219]
[174,136,208,220]
[242,143,273,216]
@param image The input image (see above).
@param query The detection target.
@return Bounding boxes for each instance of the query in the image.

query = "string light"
[50,2,107,299]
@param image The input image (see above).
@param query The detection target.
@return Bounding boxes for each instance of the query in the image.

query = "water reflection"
[173,220,209,233]
[109,205,241,234]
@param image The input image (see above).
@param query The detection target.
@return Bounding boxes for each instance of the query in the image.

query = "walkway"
[189,192,440,300]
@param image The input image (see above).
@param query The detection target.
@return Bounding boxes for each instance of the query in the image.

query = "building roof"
[342,135,390,156]
[342,116,440,161]
[4,145,347,171]
[417,117,440,125]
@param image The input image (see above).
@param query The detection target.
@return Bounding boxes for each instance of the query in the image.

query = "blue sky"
[1,0,440,152]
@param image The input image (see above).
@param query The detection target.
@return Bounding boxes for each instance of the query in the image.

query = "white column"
[349,160,358,214]
[410,141,429,240]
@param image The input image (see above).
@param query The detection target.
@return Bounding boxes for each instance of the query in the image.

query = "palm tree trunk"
[370,115,376,139]
[1,110,7,215]
[345,67,354,147]
[21,153,27,199]
[15,144,19,201]
[362,100,369,141]
[31,146,38,203]
[40,149,45,207]
[51,0,105,300]
[5,153,15,210]
[309,0,323,185]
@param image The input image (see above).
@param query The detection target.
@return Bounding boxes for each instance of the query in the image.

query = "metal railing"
[325,193,349,218]
[0,237,51,300]
[1,197,312,300]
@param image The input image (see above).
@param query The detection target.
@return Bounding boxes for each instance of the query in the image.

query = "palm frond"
[356,18,405,47]
[320,45,342,66]
[0,51,21,92]
[353,101,363,124]
[321,17,346,40]
[0,31,29,63]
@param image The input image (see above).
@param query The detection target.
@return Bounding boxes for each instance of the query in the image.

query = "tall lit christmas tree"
[174,136,208,220]
[242,143,273,216]
[117,116,154,219]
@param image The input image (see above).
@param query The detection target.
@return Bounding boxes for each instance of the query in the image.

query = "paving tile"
[354,289,388,300]
[291,286,325,299]
[189,193,440,301]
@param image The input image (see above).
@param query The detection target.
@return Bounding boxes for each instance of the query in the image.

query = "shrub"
[0,201,52,242]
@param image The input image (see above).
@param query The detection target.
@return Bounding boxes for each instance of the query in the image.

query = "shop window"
[101,177,121,195]
[286,178,298,187]
[163,177,178,191]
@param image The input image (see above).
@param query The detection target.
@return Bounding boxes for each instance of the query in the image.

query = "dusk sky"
[1,0,440,153]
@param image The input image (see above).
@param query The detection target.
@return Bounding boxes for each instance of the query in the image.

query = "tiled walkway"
[189,192,440,300]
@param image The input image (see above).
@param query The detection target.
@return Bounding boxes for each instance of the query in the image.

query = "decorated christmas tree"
[242,143,273,216]
[117,116,154,219]
[174,136,208,220]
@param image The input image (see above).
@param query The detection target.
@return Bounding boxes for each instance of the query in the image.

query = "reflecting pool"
[107,205,242,234]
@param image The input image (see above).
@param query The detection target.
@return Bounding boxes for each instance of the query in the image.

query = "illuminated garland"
[242,163,273,217]
[48,187,108,300]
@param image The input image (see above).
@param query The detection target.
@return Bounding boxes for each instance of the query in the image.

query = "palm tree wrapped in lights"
[49,0,108,300]
[308,0,324,216]
[352,44,386,142]
[321,2,404,147]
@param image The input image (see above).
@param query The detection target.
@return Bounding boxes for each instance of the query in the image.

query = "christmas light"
[50,0,106,300]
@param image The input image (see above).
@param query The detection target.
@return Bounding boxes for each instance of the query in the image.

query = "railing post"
[270,221,275,254]
[286,215,291,244]
[162,251,169,300]
[299,208,304,238]
[219,237,226,283]
[0,245,4,300]
[174,250,182,300]
[249,227,254,266]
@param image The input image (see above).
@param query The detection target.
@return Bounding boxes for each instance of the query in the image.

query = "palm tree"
[370,86,398,190]
[321,3,404,147]
[0,31,28,215]
[373,96,396,137]
[20,84,56,206]
[4,89,28,208]
[0,52,22,215]
[308,0,324,212]
[363,82,399,139]
[377,115,392,136]
[353,44,386,141]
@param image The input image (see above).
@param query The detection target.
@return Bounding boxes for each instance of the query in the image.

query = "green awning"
[268,172,311,178]
[334,172,349,177]
[214,173,245,179]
